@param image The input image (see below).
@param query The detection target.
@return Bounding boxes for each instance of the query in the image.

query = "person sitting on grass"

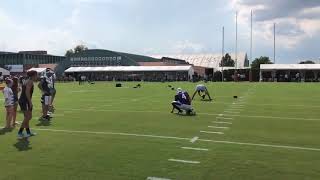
[18,70,37,139]
[3,78,14,129]
[191,84,212,101]
[171,88,196,115]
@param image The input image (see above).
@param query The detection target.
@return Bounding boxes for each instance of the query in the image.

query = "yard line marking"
[212,121,232,124]
[190,136,199,143]
[208,126,229,129]
[200,131,224,135]
[168,159,200,164]
[224,111,240,114]
[146,177,171,180]
[181,147,209,151]
[32,128,320,152]
[200,113,320,121]
[198,139,320,152]
[216,117,233,120]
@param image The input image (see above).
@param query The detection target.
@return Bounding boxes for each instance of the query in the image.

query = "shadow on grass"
[0,128,13,135]
[36,118,52,127]
[14,139,32,151]
[201,99,213,102]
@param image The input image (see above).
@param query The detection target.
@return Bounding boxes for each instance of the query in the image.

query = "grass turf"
[0,82,320,180]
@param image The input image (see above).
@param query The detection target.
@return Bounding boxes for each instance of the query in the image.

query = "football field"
[1,82,320,180]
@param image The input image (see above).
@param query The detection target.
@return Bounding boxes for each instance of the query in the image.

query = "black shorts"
[19,100,32,111]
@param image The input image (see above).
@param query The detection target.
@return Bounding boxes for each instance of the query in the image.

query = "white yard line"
[216,117,233,120]
[212,121,232,124]
[63,108,320,122]
[224,111,240,114]
[208,126,229,129]
[181,147,209,151]
[168,159,200,164]
[200,131,224,135]
[32,128,320,152]
[147,177,171,180]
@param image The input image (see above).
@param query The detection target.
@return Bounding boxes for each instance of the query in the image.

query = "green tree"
[65,44,88,57]
[251,56,273,70]
[220,53,235,67]
[299,60,315,64]
[251,56,273,81]
[65,49,74,57]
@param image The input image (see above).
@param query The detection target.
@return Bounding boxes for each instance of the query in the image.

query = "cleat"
[17,133,25,139]
[25,132,37,138]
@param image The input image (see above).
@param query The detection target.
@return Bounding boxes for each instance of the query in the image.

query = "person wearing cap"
[17,70,38,138]
[3,78,14,129]
[171,88,196,115]
[191,84,212,101]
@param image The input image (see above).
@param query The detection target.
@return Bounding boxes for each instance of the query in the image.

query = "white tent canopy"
[261,64,320,71]
[0,67,10,76]
[28,68,47,73]
[65,66,194,76]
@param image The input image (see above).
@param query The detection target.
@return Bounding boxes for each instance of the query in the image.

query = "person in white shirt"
[191,84,213,101]
[3,78,14,129]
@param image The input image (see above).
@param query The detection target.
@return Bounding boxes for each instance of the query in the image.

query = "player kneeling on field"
[191,84,212,101]
[171,88,196,116]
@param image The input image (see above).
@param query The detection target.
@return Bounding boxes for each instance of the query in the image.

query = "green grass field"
[1,82,320,180]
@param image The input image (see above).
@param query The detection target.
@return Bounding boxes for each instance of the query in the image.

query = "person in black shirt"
[18,70,37,139]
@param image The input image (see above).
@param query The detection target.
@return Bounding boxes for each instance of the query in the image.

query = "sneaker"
[17,133,24,139]
[25,132,37,138]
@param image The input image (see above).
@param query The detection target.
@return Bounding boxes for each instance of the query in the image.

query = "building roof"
[260,64,320,70]
[70,49,160,66]
[65,66,193,73]
[151,53,248,69]
[0,67,10,76]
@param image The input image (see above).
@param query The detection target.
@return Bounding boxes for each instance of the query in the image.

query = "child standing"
[3,78,14,129]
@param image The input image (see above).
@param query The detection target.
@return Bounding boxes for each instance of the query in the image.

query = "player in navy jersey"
[171,88,196,115]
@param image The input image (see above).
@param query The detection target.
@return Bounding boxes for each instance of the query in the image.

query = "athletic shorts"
[50,88,56,96]
[19,100,32,111]
[172,101,193,111]
[41,95,52,105]
[196,85,206,91]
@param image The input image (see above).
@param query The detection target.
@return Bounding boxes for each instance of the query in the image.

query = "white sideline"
[32,128,320,152]
[208,126,229,129]
[181,147,209,151]
[168,159,200,164]
[200,131,224,135]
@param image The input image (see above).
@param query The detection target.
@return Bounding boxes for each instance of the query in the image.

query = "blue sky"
[0,0,319,63]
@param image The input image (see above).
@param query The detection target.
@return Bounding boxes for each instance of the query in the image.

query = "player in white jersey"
[191,84,212,101]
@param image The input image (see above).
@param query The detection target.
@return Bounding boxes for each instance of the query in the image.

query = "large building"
[68,49,160,67]
[0,51,66,74]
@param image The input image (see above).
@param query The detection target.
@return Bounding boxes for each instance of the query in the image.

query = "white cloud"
[172,40,206,54]
[231,0,320,49]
